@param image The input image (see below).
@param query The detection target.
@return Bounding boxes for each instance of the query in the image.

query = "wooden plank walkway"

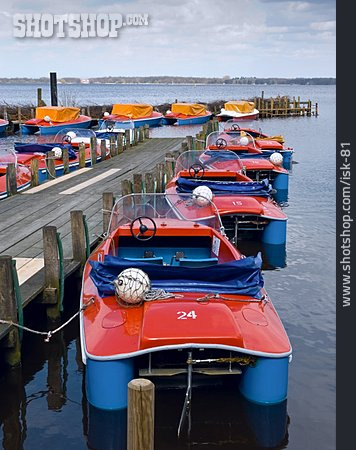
[0,137,184,316]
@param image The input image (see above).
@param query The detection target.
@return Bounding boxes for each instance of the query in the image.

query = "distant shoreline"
[0,77,336,86]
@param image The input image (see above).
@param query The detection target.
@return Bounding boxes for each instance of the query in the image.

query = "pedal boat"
[21,106,92,135]
[217,101,259,122]
[163,103,212,126]
[80,193,292,412]
[0,118,9,134]
[0,149,32,199]
[221,120,294,169]
[165,150,287,246]
[100,103,163,129]
[14,129,110,182]
[205,131,289,199]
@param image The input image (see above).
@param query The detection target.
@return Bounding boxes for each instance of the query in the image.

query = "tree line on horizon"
[0,76,335,85]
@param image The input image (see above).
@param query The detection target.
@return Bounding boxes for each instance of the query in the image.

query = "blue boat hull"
[21,119,92,135]
[98,116,162,129]
[0,123,8,134]
[162,114,212,126]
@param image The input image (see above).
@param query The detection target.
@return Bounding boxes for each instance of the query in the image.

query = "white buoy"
[44,115,51,122]
[166,109,172,114]
[269,152,284,166]
[239,136,249,146]
[192,186,213,207]
[114,268,151,304]
[52,147,63,159]
[103,112,110,117]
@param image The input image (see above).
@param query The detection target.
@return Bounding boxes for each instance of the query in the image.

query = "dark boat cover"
[176,177,272,196]
[89,254,264,298]
[14,143,77,159]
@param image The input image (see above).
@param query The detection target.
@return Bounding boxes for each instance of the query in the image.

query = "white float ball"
[114,268,151,304]
[44,115,51,122]
[192,186,213,207]
[240,136,249,146]
[66,131,77,139]
[166,109,172,114]
[52,147,63,159]
[269,152,284,166]
[103,112,110,117]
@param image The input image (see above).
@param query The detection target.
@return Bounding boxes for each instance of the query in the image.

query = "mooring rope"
[0,298,94,342]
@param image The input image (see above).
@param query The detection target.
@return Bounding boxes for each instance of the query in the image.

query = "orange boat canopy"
[171,103,207,116]
[35,106,80,123]
[224,101,255,114]
[111,104,153,118]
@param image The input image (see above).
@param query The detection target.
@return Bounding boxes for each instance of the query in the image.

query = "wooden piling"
[50,72,58,106]
[127,378,155,450]
[139,126,144,143]
[125,130,131,149]
[70,211,87,267]
[78,143,86,169]
[121,179,132,196]
[37,88,43,107]
[110,135,117,157]
[0,256,21,367]
[6,163,17,196]
[133,128,139,146]
[42,226,61,320]
[117,133,124,154]
[46,151,56,180]
[155,163,165,193]
[62,148,69,175]
[144,124,150,139]
[100,139,107,161]
[133,173,143,194]
[90,136,97,165]
[144,172,154,193]
[102,192,114,234]
[30,158,39,187]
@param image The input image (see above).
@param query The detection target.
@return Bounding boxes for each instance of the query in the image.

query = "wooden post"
[102,192,114,234]
[307,100,312,116]
[138,126,144,143]
[42,226,61,320]
[30,158,39,187]
[116,133,123,154]
[70,210,87,267]
[121,179,132,196]
[315,102,319,117]
[90,136,97,165]
[62,148,69,175]
[165,153,174,182]
[125,130,131,149]
[186,136,193,150]
[133,128,139,146]
[37,88,43,107]
[50,72,58,106]
[100,139,107,161]
[6,163,17,196]
[110,135,117,157]
[78,143,86,168]
[133,173,143,193]
[127,379,155,450]
[46,151,56,180]
[155,163,164,193]
[0,256,21,367]
[144,124,150,139]
[144,172,154,193]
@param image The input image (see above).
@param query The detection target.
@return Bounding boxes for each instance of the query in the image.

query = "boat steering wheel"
[216,138,227,149]
[231,123,240,131]
[189,163,205,179]
[62,135,72,144]
[130,216,157,241]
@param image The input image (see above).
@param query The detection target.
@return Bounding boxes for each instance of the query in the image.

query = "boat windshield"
[53,128,96,145]
[0,148,17,169]
[220,119,257,132]
[108,193,224,236]
[98,119,134,132]
[206,131,257,150]
[174,150,243,175]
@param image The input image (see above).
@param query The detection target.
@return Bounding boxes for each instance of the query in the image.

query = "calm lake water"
[0,84,336,449]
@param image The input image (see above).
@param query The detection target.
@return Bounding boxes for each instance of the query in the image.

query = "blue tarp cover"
[176,177,272,196]
[14,143,77,160]
[89,254,264,298]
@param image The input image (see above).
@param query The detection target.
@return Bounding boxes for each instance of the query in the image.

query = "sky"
[0,0,336,78]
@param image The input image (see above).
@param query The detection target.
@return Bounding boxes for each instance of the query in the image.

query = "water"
[0,85,335,449]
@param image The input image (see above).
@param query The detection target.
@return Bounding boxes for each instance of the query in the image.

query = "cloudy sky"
[0,0,336,78]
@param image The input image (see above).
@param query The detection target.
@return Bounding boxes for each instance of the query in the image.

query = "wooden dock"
[0,135,186,363]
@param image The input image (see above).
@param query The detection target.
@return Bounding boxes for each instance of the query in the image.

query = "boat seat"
[124,257,164,265]
[178,257,218,268]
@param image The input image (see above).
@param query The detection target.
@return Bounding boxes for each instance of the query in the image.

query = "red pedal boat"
[80,193,292,419]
